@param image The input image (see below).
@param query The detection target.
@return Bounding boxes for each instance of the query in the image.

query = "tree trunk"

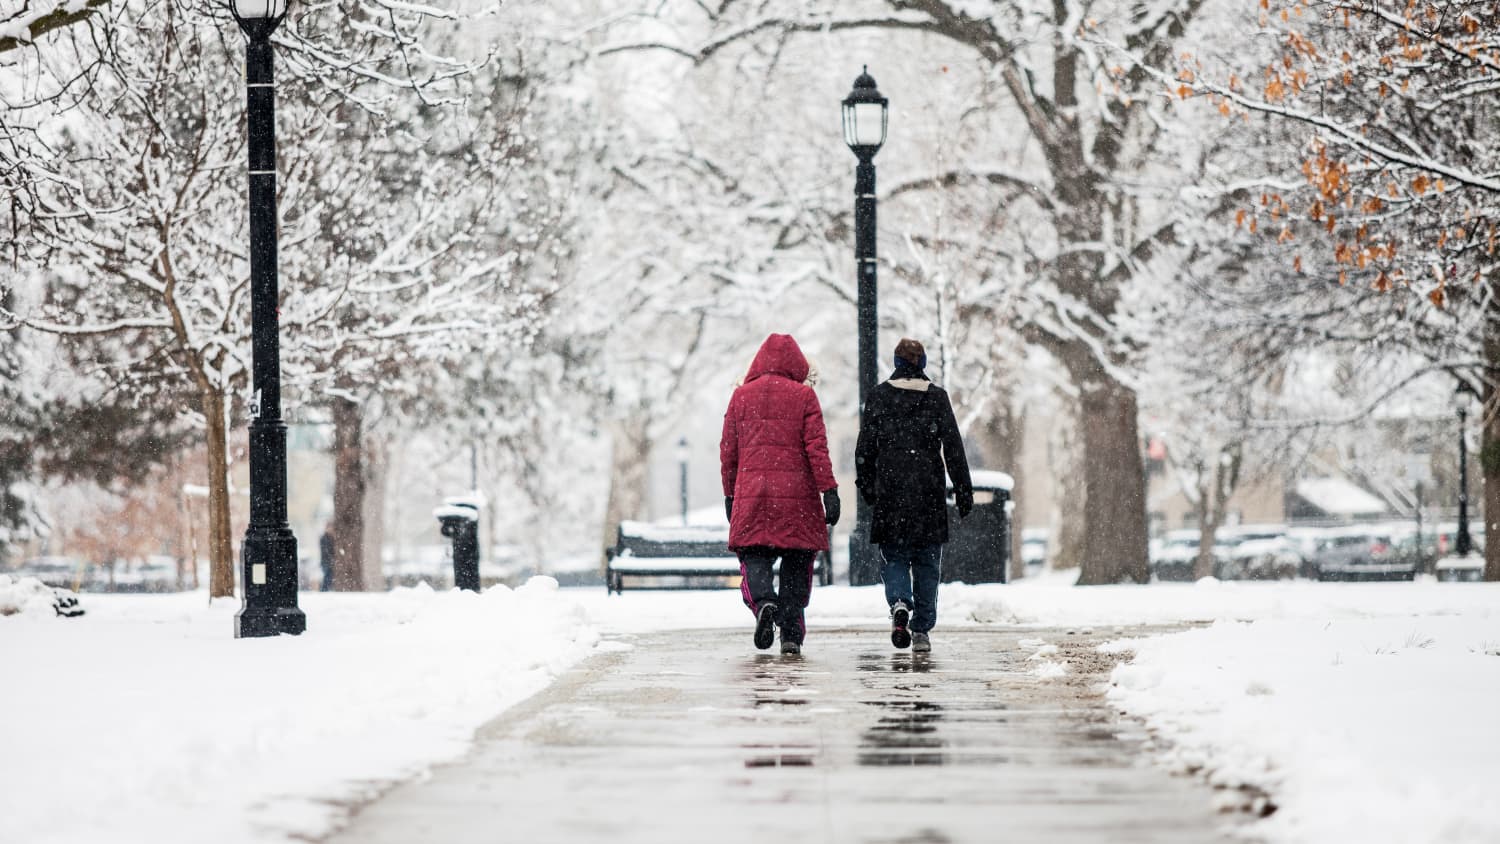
[1484,397,1500,582]
[1069,354,1150,585]
[1483,282,1500,582]
[1192,483,1219,581]
[203,388,235,598]
[1048,394,1086,571]
[331,396,366,590]
[600,415,651,570]
[362,431,389,591]
[174,453,189,590]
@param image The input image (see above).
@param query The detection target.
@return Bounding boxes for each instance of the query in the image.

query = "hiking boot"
[890,602,912,649]
[781,639,802,655]
[911,631,931,653]
[754,603,778,650]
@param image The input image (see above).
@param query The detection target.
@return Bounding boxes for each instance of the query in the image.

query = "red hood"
[745,334,809,384]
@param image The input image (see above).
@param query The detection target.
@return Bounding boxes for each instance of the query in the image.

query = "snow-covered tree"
[1158,0,1500,579]
[2,0,551,596]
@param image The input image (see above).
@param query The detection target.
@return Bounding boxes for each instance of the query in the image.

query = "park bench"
[605,520,831,594]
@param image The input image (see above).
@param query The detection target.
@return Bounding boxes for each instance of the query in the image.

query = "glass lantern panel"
[852,102,886,146]
[233,0,286,18]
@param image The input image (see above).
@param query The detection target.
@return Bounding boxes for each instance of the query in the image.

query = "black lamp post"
[231,0,305,638]
[1455,381,1477,557]
[677,437,690,525]
[842,67,888,587]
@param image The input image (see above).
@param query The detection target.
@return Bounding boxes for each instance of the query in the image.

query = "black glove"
[859,486,877,508]
[725,496,733,522]
[956,490,974,519]
[823,488,841,526]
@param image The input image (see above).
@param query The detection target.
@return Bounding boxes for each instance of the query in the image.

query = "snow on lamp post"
[1454,381,1477,558]
[231,0,305,637]
[677,437,690,525]
[843,66,888,587]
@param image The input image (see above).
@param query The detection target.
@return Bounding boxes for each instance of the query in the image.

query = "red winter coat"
[720,334,837,551]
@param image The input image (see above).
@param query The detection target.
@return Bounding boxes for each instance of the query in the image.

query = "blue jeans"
[880,544,942,633]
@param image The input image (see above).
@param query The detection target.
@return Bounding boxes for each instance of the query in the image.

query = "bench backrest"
[613,521,733,559]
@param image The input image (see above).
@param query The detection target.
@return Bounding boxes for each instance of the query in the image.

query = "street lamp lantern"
[1454,381,1477,558]
[232,0,304,637]
[841,67,888,158]
[229,0,287,37]
[843,67,887,586]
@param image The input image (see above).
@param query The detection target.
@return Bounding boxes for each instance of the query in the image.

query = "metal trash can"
[941,470,1013,584]
[434,496,481,591]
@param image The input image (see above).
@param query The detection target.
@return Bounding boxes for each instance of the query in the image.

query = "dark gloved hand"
[823,488,841,526]
[858,485,876,508]
[725,496,734,522]
[956,490,974,520]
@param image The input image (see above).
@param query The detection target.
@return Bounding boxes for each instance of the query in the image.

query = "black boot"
[890,602,912,649]
[754,602,778,650]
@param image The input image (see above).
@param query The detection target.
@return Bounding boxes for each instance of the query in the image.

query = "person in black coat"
[319,526,335,592]
[854,338,973,653]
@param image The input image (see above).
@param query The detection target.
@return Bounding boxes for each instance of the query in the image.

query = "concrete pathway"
[328,627,1232,844]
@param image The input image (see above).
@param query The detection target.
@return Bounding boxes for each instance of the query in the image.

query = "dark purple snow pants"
[737,546,817,644]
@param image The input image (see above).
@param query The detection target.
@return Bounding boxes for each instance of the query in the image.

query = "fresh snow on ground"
[5,570,1498,843]
[0,578,599,844]
[1107,611,1500,844]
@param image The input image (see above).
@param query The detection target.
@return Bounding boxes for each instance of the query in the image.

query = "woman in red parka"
[720,333,840,655]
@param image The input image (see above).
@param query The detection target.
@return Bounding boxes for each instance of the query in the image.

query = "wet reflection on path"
[332,628,1231,844]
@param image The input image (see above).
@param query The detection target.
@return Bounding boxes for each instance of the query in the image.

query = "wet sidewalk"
[328,628,1231,844]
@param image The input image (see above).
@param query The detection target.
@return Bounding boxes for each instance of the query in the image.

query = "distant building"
[1284,478,1388,521]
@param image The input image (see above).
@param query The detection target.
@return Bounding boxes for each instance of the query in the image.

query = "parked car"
[1431,523,1486,559]
[1213,525,1302,580]
[14,556,88,590]
[1312,525,1418,581]
[1150,529,1201,582]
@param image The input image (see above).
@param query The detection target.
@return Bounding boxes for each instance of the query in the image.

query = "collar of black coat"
[890,361,928,381]
[887,363,931,392]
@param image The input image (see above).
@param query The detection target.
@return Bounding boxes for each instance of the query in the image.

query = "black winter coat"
[854,369,973,546]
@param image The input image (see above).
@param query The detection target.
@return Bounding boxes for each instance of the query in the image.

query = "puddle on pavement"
[859,700,947,766]
[855,652,938,674]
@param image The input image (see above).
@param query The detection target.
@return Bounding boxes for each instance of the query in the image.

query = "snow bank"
[0,578,600,844]
[573,570,1500,634]
[0,574,80,617]
[1107,613,1500,843]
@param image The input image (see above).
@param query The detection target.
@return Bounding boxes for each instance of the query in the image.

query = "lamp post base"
[235,605,307,637]
[236,529,305,637]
